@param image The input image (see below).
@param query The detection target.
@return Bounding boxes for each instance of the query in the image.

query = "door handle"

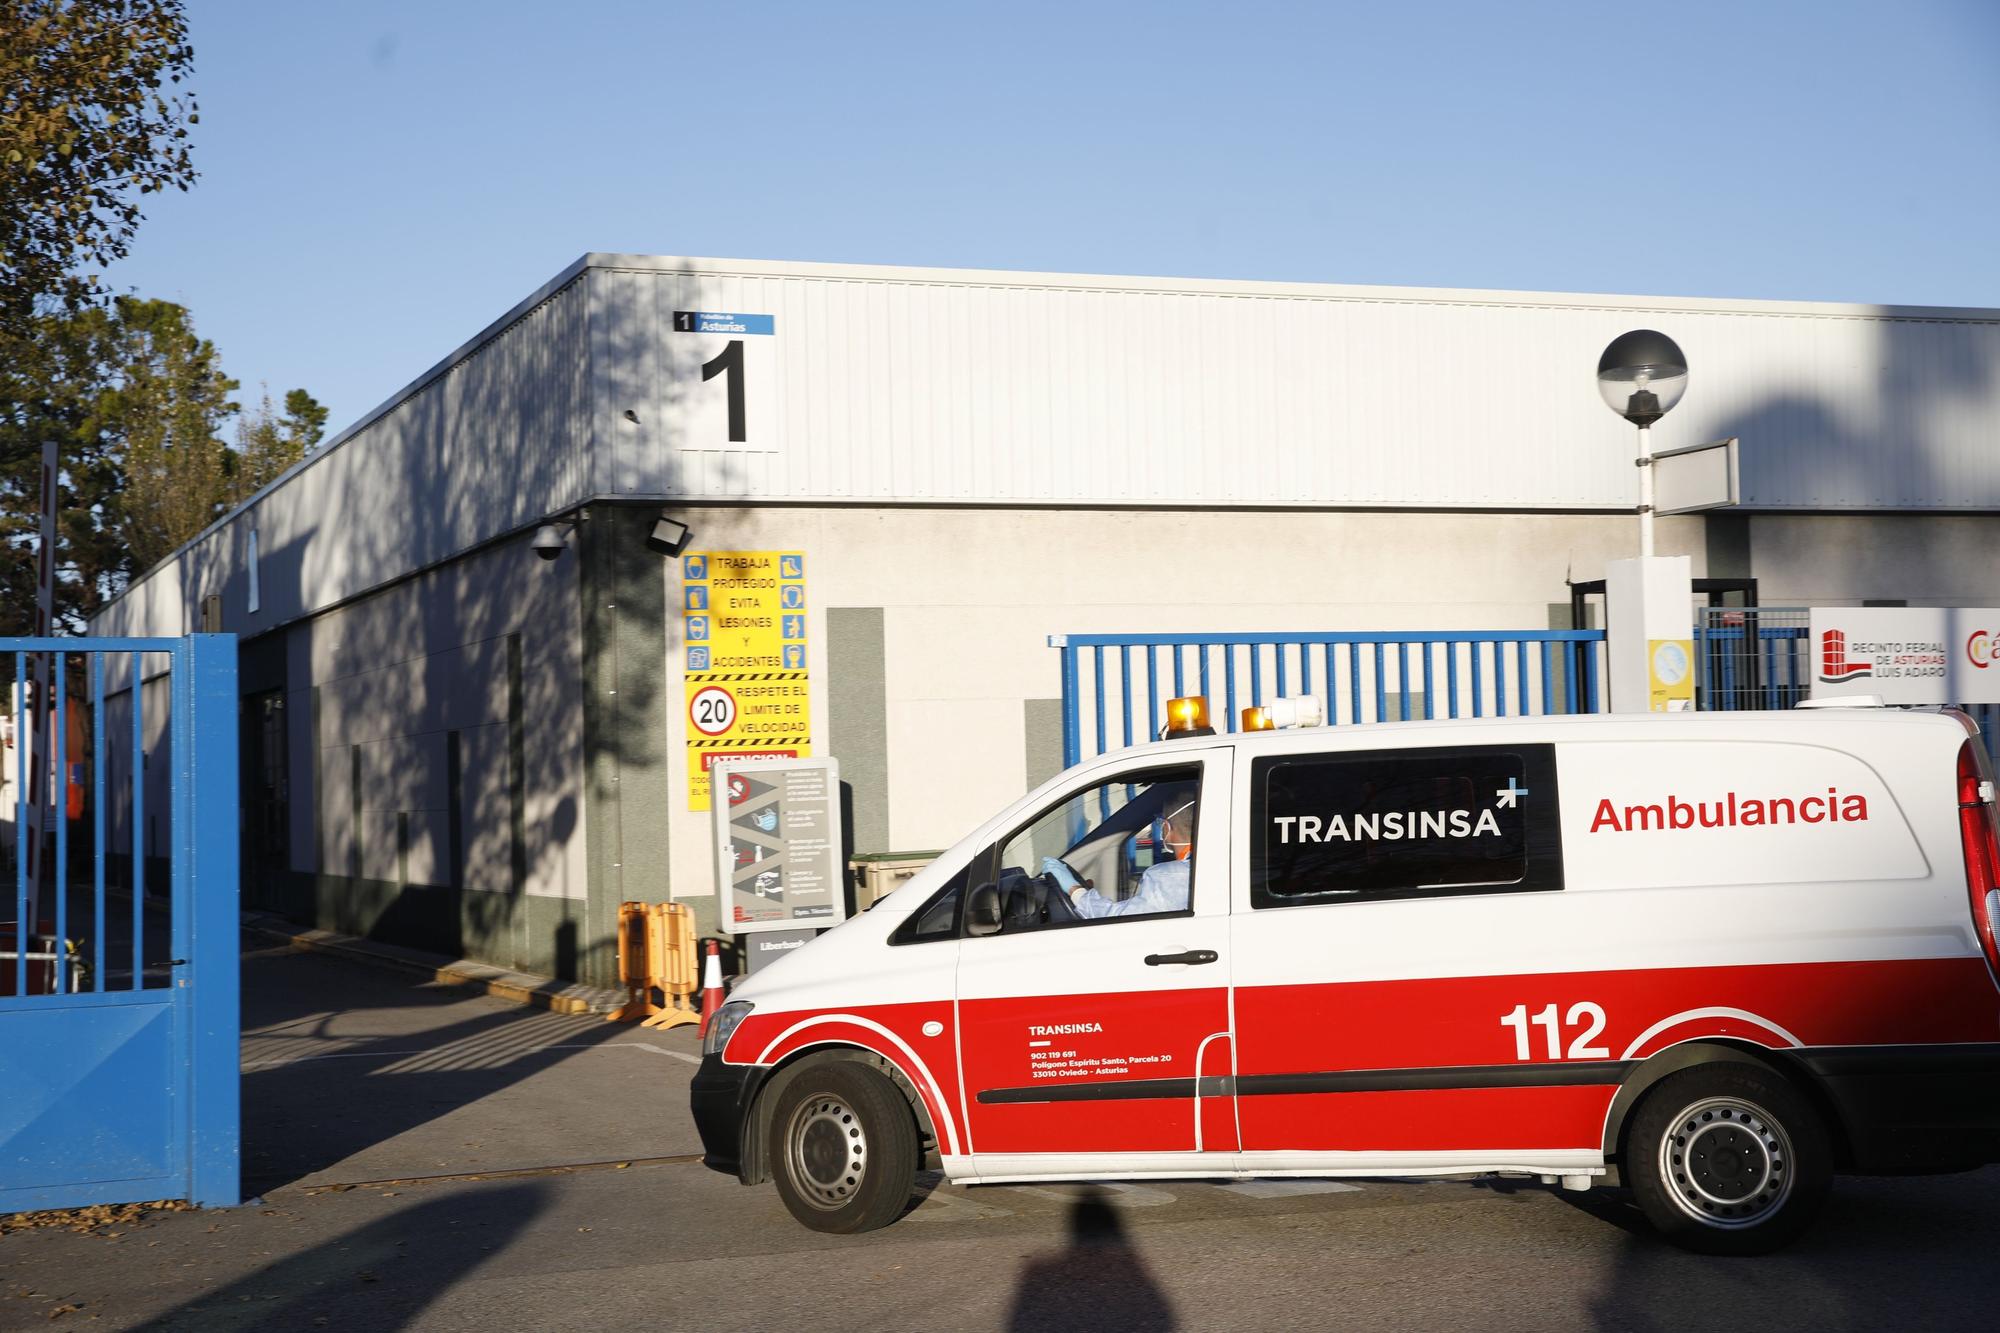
[1144,949,1218,967]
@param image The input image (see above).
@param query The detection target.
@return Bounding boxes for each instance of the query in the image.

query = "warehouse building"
[88,255,2000,985]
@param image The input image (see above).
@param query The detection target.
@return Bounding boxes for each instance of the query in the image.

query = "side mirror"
[966,883,1003,937]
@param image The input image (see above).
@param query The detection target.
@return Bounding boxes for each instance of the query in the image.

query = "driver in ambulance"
[1042,797,1194,919]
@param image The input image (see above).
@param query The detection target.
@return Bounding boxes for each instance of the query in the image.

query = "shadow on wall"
[107,261,767,986]
[1702,309,1996,597]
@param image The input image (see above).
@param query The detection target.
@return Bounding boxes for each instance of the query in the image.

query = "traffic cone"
[697,940,726,1038]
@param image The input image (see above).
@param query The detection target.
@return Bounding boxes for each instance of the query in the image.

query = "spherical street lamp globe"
[1596,329,1688,426]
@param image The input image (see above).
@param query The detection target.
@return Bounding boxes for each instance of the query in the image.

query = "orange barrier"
[607,901,700,1029]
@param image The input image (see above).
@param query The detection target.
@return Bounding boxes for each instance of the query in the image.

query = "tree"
[3,298,328,631]
[110,297,235,572]
[281,388,327,452]
[230,384,325,503]
[0,301,128,634]
[0,0,198,340]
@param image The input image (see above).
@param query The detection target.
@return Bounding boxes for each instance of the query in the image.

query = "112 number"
[1499,1002,1609,1061]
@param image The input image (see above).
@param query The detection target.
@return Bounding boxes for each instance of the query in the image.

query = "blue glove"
[1041,856,1080,890]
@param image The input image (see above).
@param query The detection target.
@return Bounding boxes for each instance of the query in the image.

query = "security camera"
[531,524,567,561]
[647,513,692,557]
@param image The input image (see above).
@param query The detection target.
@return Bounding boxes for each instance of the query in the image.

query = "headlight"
[702,1000,755,1057]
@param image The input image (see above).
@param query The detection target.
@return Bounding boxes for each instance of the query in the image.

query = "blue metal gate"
[0,635,239,1213]
[1051,631,1608,766]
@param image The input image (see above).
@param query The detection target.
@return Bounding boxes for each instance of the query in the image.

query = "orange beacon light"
[1162,695,1214,738]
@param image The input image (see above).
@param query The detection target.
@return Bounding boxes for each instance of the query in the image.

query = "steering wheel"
[1035,864,1085,923]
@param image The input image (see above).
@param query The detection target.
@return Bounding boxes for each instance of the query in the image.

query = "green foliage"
[281,388,327,451]
[0,0,199,339]
[231,384,324,503]
[0,298,127,633]
[111,296,236,571]
[0,298,325,633]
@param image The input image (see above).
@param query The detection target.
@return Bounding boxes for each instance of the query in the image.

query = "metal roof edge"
[90,252,2000,626]
[575,253,2000,325]
[98,254,599,619]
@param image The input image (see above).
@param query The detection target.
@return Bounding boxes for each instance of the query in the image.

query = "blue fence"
[1050,631,1608,767]
[0,635,239,1213]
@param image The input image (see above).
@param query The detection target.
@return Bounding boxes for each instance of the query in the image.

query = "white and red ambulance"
[690,702,2000,1253]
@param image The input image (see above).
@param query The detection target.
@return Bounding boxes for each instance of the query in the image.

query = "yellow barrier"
[607,901,700,1028]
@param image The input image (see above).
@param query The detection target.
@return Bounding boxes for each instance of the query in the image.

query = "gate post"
[178,633,240,1206]
[1604,556,1696,713]
[1050,636,1081,769]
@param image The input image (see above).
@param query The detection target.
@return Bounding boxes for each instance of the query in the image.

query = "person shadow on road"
[1005,1190,1177,1332]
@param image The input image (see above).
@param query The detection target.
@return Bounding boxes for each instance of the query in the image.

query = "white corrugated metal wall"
[93,272,593,637]
[589,256,2000,515]
[93,255,2000,637]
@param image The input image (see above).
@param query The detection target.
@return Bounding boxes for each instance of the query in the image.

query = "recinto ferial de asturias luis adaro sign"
[1809,607,2000,705]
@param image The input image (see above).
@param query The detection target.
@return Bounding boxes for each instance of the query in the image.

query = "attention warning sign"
[683,551,811,810]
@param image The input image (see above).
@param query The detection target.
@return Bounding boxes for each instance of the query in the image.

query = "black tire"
[1625,1063,1831,1255]
[769,1061,918,1234]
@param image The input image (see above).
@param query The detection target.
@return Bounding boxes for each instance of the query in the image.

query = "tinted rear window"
[1250,744,1563,907]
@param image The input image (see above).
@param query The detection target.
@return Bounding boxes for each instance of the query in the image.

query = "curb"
[243,914,624,1017]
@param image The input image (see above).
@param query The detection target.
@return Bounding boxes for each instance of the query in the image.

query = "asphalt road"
[3,945,1998,1331]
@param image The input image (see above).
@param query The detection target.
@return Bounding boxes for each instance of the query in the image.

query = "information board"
[710,757,845,935]
[1809,606,2000,704]
[683,550,811,810]
[1653,437,1739,516]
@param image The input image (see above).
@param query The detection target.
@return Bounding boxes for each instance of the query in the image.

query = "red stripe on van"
[1234,957,1999,1080]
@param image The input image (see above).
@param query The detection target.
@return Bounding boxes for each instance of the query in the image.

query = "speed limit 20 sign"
[689,686,736,736]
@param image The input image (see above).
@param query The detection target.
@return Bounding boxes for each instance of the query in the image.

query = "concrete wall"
[255,529,596,979]
[1746,514,2000,607]
[654,504,1715,935]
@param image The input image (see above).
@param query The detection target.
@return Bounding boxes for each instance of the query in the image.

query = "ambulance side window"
[978,765,1203,935]
[1249,744,1562,907]
[891,865,970,945]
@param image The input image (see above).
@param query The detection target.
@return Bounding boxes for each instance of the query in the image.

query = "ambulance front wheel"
[1626,1063,1831,1255]
[771,1061,919,1234]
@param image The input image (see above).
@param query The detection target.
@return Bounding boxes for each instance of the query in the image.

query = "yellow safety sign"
[682,551,812,810]
[1648,638,1696,712]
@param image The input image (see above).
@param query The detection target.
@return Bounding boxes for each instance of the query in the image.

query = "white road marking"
[1007,1182,1180,1208]
[616,1042,703,1065]
[1218,1179,1365,1198]
[906,1177,1369,1224]
[904,1189,1017,1223]
[240,1041,700,1071]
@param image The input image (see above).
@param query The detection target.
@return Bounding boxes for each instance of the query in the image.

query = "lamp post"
[1596,330,1688,560]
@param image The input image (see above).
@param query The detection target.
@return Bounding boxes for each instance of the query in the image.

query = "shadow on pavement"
[1005,1188,1177,1332]
[145,1182,547,1330]
[1574,1173,2000,1331]
[239,945,639,1194]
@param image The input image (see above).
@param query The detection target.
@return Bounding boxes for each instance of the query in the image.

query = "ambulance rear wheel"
[771,1061,918,1234]
[1626,1064,1830,1255]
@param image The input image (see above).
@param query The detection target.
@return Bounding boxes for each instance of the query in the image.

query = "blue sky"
[107,0,2000,436]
